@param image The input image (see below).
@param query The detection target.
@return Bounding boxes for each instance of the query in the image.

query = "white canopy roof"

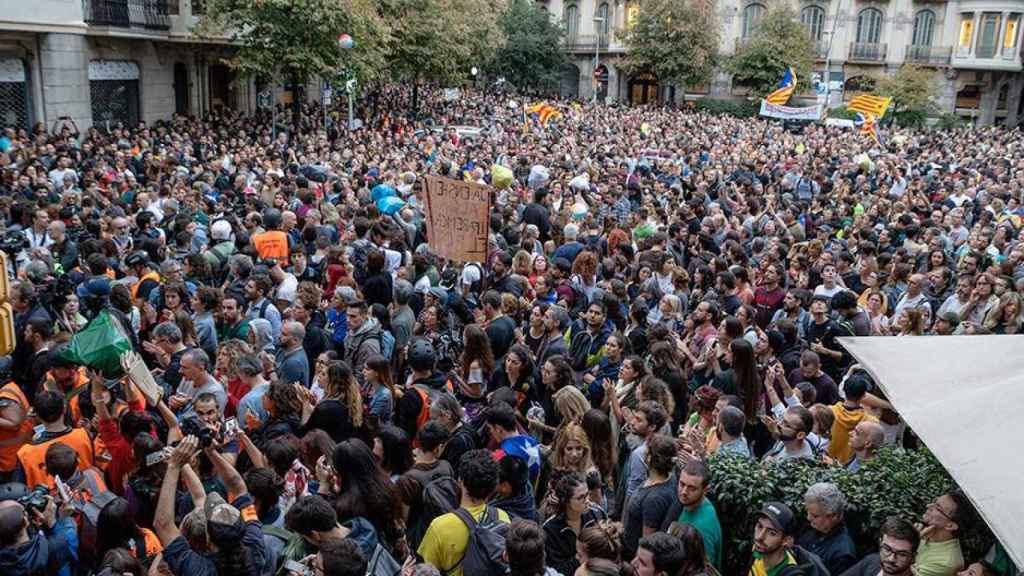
[839,335,1024,569]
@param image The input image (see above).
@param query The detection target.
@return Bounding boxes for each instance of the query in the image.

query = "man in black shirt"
[482,290,516,360]
[521,189,551,242]
[806,295,847,383]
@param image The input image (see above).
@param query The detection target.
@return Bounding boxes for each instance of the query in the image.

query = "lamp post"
[338,33,355,129]
[593,16,606,104]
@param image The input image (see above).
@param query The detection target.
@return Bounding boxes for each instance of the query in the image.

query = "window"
[1005,14,1020,52]
[912,10,935,46]
[627,2,639,29]
[597,2,609,40]
[977,12,1001,58]
[801,6,826,42]
[856,8,883,44]
[959,13,974,48]
[566,4,579,40]
[742,3,766,38]
[88,60,140,128]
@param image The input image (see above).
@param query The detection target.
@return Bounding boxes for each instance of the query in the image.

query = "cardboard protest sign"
[121,350,163,406]
[422,176,491,263]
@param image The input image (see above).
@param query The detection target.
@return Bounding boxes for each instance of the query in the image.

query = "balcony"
[82,0,171,30]
[952,44,1023,71]
[848,42,888,63]
[905,44,952,65]
[565,34,610,52]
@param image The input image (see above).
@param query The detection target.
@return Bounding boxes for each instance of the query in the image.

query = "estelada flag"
[764,67,797,106]
[848,94,892,119]
[526,102,563,127]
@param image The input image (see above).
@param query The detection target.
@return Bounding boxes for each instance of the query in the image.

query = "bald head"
[853,421,885,452]
[0,500,26,547]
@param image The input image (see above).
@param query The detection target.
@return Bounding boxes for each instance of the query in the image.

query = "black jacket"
[542,506,607,576]
[796,523,857,575]
[838,553,882,576]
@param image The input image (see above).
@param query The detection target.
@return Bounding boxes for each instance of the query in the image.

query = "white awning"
[839,335,1024,569]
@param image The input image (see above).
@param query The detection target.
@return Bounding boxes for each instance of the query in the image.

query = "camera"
[0,230,27,256]
[18,485,50,513]
[180,416,218,449]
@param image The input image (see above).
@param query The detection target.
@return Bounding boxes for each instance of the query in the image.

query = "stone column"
[38,33,91,129]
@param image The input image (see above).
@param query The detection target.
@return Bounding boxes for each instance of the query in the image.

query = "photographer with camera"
[154,435,268,576]
[0,482,79,576]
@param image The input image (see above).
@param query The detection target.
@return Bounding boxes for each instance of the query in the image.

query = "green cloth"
[679,497,722,570]
[217,319,250,343]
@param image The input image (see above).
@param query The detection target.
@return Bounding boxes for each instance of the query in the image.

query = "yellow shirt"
[417,503,511,576]
[828,403,877,464]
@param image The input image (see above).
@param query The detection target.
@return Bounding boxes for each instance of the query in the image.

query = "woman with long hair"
[580,409,616,492]
[455,323,495,422]
[983,291,1023,334]
[96,497,163,566]
[529,355,577,442]
[489,343,537,415]
[666,522,718,575]
[216,338,253,418]
[373,424,414,482]
[542,473,609,576]
[362,353,397,425]
[648,341,687,429]
[299,361,362,443]
[602,354,647,427]
[253,381,303,449]
[864,289,891,336]
[894,307,927,336]
[158,282,190,322]
[585,331,629,404]
[328,438,401,548]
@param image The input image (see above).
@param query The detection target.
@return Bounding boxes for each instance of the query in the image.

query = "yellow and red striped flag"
[848,94,892,119]
[764,67,797,106]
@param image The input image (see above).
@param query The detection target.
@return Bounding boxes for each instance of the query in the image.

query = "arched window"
[597,2,609,40]
[742,3,766,38]
[856,8,883,44]
[912,9,936,46]
[801,5,826,42]
[566,4,579,40]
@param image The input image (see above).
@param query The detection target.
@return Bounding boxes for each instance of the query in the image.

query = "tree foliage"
[196,0,390,86]
[727,4,814,98]
[381,0,504,86]
[623,0,719,94]
[487,0,567,93]
[875,64,938,116]
[708,448,993,576]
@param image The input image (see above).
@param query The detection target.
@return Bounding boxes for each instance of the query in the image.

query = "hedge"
[706,447,993,574]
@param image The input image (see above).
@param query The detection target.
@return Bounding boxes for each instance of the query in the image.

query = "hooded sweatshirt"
[344,317,382,384]
[0,517,79,576]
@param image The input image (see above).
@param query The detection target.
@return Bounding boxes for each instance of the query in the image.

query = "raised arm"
[205,443,247,498]
[155,436,199,545]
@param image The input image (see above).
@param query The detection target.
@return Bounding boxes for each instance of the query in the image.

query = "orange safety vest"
[45,368,89,424]
[252,230,290,265]
[0,382,33,472]
[17,427,94,489]
[132,270,161,301]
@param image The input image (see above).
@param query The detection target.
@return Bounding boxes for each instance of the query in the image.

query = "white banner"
[824,118,855,128]
[759,100,823,121]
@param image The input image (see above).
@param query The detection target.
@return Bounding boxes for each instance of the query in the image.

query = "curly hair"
[215,339,253,380]
[325,361,363,429]
[266,380,302,419]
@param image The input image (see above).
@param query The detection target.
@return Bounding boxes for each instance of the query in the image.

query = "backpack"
[449,506,509,576]
[405,464,460,549]
[350,238,373,285]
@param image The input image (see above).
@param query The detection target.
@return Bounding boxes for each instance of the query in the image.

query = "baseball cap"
[203,492,245,546]
[756,501,796,536]
[76,277,111,299]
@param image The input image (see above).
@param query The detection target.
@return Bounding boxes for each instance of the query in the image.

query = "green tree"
[876,63,938,117]
[382,0,504,114]
[727,4,814,99]
[488,0,567,93]
[623,0,719,98]
[197,0,390,130]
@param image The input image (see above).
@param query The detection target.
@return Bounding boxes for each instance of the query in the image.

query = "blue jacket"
[0,517,79,576]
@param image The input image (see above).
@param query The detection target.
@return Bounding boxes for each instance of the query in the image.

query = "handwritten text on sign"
[423,176,491,263]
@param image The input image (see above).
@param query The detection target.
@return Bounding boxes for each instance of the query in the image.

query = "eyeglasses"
[927,501,954,522]
[879,543,914,561]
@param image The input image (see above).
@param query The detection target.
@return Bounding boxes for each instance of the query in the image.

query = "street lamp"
[338,33,355,129]
[593,16,606,104]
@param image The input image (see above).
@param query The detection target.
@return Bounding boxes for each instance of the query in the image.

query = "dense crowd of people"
[0,83,1020,576]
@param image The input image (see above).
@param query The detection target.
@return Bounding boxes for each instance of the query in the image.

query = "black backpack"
[405,465,460,549]
[450,506,509,576]
[350,238,373,285]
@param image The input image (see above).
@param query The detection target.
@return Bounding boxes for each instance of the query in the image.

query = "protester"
[0,82,1016,576]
